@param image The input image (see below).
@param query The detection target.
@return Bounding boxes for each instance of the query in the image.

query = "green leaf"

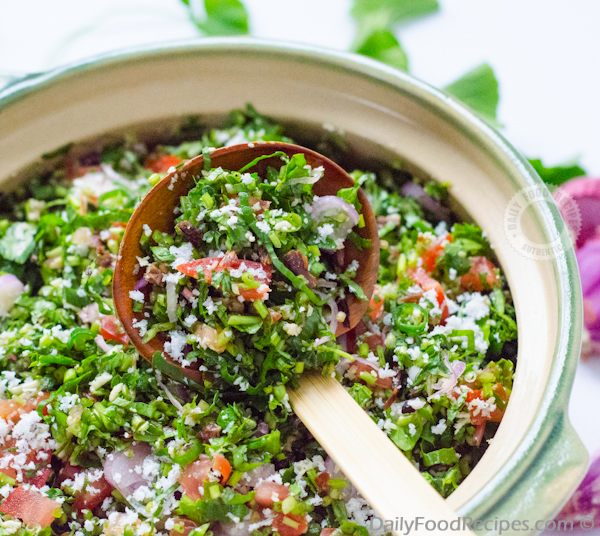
[354,30,408,71]
[350,0,439,71]
[422,448,459,467]
[444,63,500,124]
[389,417,422,451]
[191,0,249,36]
[352,0,439,24]
[348,383,372,407]
[152,352,201,388]
[0,222,37,264]
[528,158,586,186]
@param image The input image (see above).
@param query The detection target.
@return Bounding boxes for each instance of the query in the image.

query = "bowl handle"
[458,413,588,535]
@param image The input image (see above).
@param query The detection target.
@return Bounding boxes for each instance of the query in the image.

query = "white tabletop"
[2,0,599,532]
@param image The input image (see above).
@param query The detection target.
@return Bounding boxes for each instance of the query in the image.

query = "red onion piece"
[314,290,339,334]
[254,422,270,438]
[338,333,347,353]
[166,281,177,323]
[431,354,466,398]
[576,238,600,344]
[0,274,25,317]
[328,299,339,335]
[94,335,111,353]
[554,177,600,249]
[182,288,194,302]
[103,442,152,497]
[311,196,359,242]
[235,463,276,492]
[215,522,252,536]
[313,336,331,348]
[556,451,600,527]
[78,303,100,324]
[134,276,150,293]
[401,182,452,222]
[323,457,359,501]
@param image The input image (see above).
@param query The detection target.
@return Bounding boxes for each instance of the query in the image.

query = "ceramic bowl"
[0,39,587,535]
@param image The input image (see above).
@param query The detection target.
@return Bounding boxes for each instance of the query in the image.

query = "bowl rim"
[0,37,584,517]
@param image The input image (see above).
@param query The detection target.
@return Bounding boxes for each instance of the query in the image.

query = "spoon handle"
[289,372,476,536]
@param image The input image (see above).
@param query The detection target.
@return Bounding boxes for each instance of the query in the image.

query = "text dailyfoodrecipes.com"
[366,515,594,534]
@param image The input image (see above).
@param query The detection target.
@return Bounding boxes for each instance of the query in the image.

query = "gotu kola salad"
[0,106,517,536]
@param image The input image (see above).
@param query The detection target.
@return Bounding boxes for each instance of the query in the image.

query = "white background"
[1,0,600,532]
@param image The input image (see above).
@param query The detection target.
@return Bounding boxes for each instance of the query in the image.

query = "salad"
[133,150,367,401]
[0,106,517,536]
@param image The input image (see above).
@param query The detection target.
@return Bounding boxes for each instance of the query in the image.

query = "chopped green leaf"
[186,0,249,36]
[351,0,439,24]
[528,158,586,186]
[423,448,459,467]
[350,0,439,70]
[0,222,36,264]
[354,30,408,71]
[444,63,500,124]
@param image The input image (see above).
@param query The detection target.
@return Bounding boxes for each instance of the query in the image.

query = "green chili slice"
[393,303,429,335]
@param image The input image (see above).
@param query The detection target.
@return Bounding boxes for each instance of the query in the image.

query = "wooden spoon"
[113,142,475,535]
[113,142,379,382]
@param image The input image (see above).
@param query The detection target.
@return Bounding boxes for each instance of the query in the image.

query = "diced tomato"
[0,395,52,486]
[168,518,198,536]
[179,454,234,501]
[144,154,183,174]
[460,256,499,292]
[27,457,52,488]
[179,456,213,502]
[0,443,52,486]
[65,160,100,181]
[0,392,49,424]
[314,471,330,492]
[248,196,271,214]
[0,400,27,424]
[59,463,113,512]
[0,486,60,527]
[368,286,384,322]
[271,513,309,536]
[100,315,130,346]
[345,319,385,356]
[254,481,290,507]
[350,359,394,390]
[231,196,271,215]
[74,476,113,511]
[365,333,385,353]
[320,529,339,536]
[58,462,80,483]
[212,454,231,484]
[466,384,507,426]
[408,267,449,323]
[237,287,269,302]
[269,309,282,322]
[421,233,452,273]
[344,321,365,354]
[176,256,272,302]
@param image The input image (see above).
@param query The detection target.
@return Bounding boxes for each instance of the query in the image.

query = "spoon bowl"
[113,142,379,381]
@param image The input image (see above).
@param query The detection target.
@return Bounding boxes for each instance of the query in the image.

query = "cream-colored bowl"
[0,39,587,535]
